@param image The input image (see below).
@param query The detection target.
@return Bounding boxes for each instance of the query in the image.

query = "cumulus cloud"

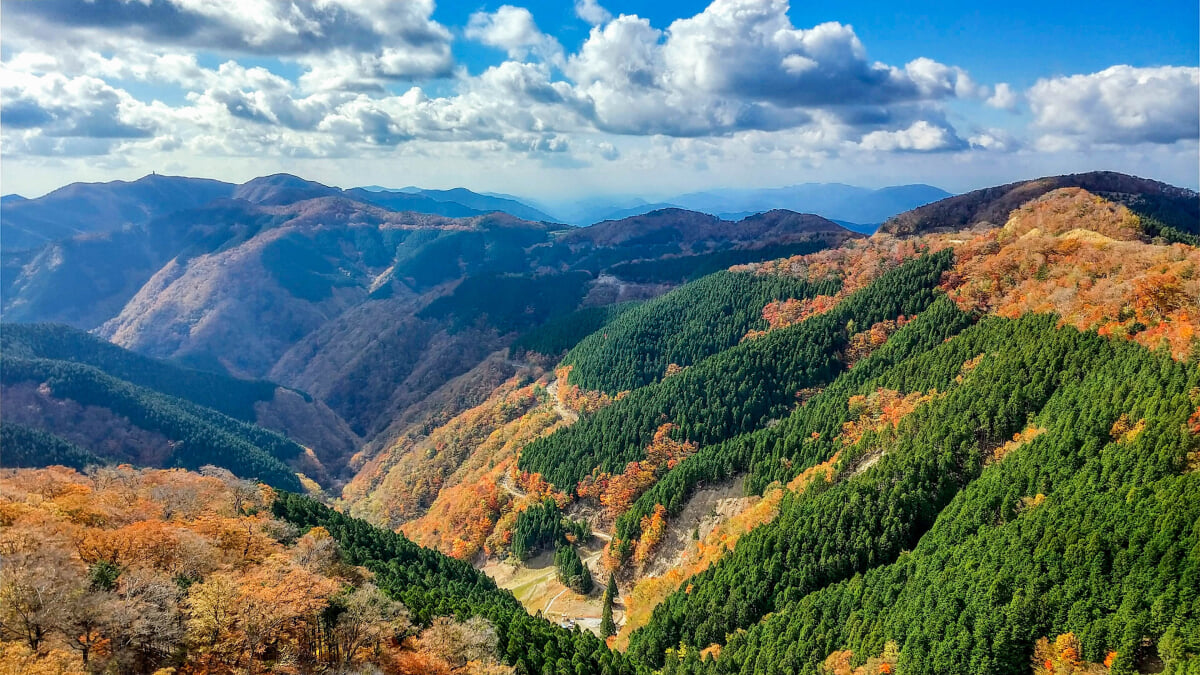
[0,70,159,156]
[657,2,979,107]
[575,0,612,26]
[3,0,454,79]
[561,0,982,137]
[1,0,1076,174]
[986,83,1019,110]
[466,6,563,65]
[968,128,1018,152]
[859,120,965,152]
[1029,65,1199,148]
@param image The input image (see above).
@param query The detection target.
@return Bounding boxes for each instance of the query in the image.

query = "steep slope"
[97,199,555,378]
[85,199,850,445]
[0,323,360,469]
[0,174,234,251]
[1,199,289,328]
[561,270,840,393]
[0,355,309,491]
[627,312,1198,673]
[519,251,952,490]
[361,173,1197,671]
[880,170,1199,241]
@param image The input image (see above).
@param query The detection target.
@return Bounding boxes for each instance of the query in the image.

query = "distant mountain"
[1,174,562,256]
[232,173,342,205]
[593,202,685,222]
[880,171,1199,242]
[344,188,487,218]
[349,185,557,221]
[1,174,235,251]
[410,187,558,222]
[539,183,952,226]
[562,208,857,250]
[669,183,952,224]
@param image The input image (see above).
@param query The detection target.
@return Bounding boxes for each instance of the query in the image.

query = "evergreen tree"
[554,544,593,594]
[600,574,617,638]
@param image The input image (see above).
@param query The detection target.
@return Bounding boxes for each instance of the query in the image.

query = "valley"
[1,170,1198,674]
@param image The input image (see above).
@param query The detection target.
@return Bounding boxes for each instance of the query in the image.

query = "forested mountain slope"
[0,356,309,491]
[633,312,1199,674]
[560,270,840,393]
[0,465,636,674]
[880,171,1198,243]
[2,172,1197,675]
[520,251,953,489]
[346,177,1196,673]
[0,323,360,469]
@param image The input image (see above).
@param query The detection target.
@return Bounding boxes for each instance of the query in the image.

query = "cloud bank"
[1,0,1196,196]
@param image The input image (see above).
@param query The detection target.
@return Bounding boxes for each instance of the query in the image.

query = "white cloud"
[986,83,1019,110]
[574,0,612,26]
[1029,65,1199,148]
[0,69,160,156]
[968,128,1018,151]
[3,0,455,85]
[859,121,964,152]
[12,0,1190,197]
[657,3,978,107]
[560,0,983,137]
[465,6,563,65]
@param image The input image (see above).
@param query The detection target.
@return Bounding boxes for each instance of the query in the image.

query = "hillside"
[332,172,1198,674]
[880,171,1199,243]
[0,355,309,491]
[0,465,635,674]
[0,174,235,251]
[0,323,360,470]
[3,170,1198,675]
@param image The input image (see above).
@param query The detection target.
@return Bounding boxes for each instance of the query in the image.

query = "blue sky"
[435,0,1199,81]
[1,0,1196,200]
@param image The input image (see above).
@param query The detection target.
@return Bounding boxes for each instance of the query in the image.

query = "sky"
[1,0,1197,202]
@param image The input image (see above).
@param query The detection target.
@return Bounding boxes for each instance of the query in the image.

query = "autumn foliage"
[818,642,900,675]
[839,388,939,448]
[617,455,839,645]
[0,465,510,675]
[577,424,697,522]
[941,188,1200,360]
[1032,633,1116,674]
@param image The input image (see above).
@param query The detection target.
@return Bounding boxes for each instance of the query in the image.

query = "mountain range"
[534,183,953,227]
[2,175,951,248]
[2,173,861,468]
[2,169,1198,674]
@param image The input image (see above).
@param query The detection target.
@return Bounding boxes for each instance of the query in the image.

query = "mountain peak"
[233,174,340,205]
[880,171,1199,237]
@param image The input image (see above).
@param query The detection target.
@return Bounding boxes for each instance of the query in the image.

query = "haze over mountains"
[537,183,953,228]
[1,173,953,250]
